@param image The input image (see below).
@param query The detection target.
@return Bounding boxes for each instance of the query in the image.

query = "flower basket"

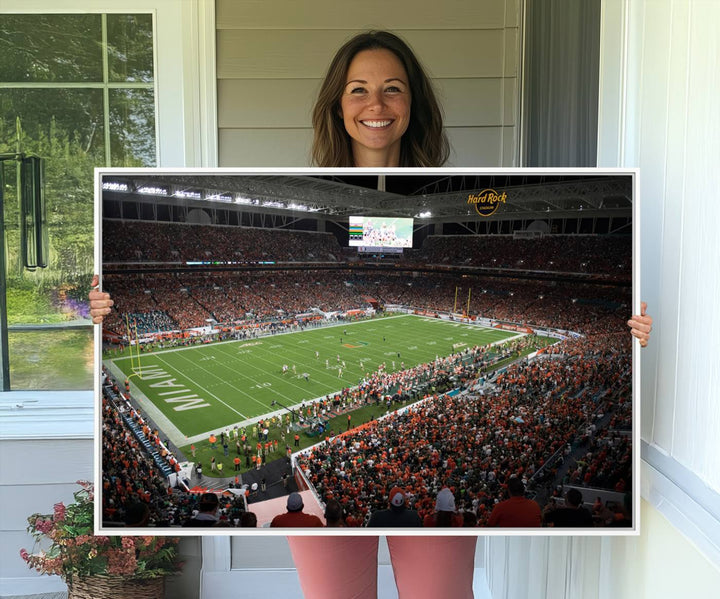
[67,574,165,599]
[21,481,182,594]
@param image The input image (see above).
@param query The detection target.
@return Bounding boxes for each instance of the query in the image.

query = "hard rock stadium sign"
[467,189,507,217]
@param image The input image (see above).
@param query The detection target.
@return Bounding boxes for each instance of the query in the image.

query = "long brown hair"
[311,31,449,167]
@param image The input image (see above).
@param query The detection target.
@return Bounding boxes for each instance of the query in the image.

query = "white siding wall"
[602,0,720,577]
[216,0,522,167]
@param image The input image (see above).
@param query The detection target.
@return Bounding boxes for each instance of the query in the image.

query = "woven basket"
[67,575,165,599]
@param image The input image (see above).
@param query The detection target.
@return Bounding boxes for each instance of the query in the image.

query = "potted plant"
[20,481,182,598]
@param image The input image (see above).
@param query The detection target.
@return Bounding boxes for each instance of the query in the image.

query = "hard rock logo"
[467,189,507,217]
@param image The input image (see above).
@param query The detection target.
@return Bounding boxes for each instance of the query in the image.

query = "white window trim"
[0,391,93,440]
[0,0,218,168]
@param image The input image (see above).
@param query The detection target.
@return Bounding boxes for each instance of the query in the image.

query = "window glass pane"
[109,88,157,166]
[8,329,94,390]
[1,89,103,279]
[0,89,106,164]
[107,14,155,83]
[0,14,103,82]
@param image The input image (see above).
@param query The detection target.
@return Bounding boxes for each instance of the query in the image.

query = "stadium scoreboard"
[348,216,414,253]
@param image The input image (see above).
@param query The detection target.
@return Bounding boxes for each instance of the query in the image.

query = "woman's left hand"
[628,301,652,347]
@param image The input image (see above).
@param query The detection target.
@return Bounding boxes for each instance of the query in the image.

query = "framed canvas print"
[95,168,638,536]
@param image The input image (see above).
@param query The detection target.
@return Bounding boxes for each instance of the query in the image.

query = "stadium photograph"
[98,170,635,531]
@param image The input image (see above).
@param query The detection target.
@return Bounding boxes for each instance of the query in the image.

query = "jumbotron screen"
[348,216,414,248]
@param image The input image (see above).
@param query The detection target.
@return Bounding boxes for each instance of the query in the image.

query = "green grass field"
[107,314,519,439]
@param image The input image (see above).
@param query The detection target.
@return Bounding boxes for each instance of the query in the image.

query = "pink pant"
[287,536,477,599]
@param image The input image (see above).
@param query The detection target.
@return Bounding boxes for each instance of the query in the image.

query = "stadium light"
[138,186,167,195]
[416,211,432,218]
[206,193,233,202]
[102,181,128,192]
[174,190,202,199]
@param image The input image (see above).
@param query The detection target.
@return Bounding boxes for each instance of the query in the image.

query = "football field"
[107,314,519,439]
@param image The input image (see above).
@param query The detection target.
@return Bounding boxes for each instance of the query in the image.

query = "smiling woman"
[311,30,448,167]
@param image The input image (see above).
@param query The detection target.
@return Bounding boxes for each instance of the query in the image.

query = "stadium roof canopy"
[101,172,633,223]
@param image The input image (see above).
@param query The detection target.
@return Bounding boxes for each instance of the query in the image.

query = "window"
[0,13,156,389]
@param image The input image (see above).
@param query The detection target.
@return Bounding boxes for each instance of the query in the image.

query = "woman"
[90,30,652,599]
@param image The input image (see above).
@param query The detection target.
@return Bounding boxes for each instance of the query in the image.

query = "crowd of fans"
[562,403,632,492]
[101,268,628,342]
[101,377,256,527]
[100,219,631,340]
[101,380,176,526]
[101,303,631,528]
[104,219,630,275]
[415,234,631,276]
[103,220,342,264]
[101,271,367,333]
